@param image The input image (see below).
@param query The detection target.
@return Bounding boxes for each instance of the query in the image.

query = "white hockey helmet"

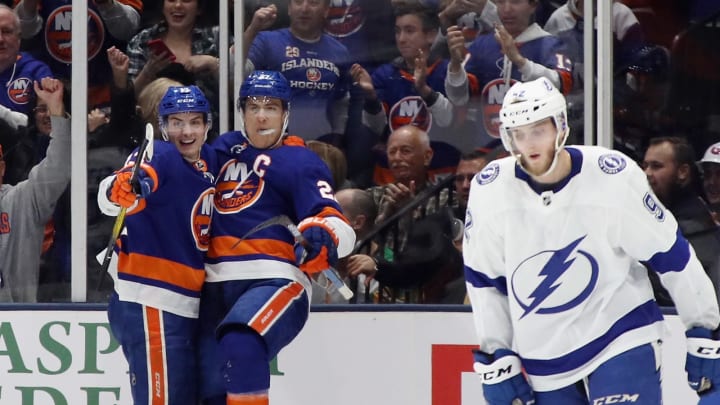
[498,77,569,156]
[700,142,720,165]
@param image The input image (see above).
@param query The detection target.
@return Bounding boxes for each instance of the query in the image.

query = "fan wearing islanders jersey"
[14,0,142,108]
[350,4,474,184]
[199,70,354,405]
[464,77,720,405]
[444,0,572,144]
[97,85,216,405]
[244,0,352,140]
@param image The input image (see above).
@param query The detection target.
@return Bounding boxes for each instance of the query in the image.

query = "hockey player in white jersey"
[463,76,720,404]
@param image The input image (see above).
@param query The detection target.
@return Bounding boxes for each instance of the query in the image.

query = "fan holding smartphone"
[147,39,177,62]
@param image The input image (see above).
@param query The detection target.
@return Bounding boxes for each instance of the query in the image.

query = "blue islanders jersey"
[108,141,217,319]
[248,29,352,139]
[463,146,720,391]
[0,53,53,115]
[465,23,572,139]
[206,133,354,290]
[25,0,142,106]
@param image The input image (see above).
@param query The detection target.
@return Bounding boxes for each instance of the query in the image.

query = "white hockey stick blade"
[322,268,354,300]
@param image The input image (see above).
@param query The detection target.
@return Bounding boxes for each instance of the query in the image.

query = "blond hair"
[137,78,183,138]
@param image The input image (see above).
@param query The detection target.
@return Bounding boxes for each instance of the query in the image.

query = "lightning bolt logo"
[517,236,589,319]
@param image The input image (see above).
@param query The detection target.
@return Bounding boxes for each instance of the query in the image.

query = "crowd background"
[0,0,719,304]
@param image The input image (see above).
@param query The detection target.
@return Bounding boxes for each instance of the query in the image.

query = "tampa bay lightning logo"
[598,154,627,174]
[511,235,599,319]
[643,192,665,222]
[477,162,500,185]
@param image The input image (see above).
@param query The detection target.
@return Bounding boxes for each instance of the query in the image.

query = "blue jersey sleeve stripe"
[521,300,663,376]
[464,265,508,296]
[644,229,691,274]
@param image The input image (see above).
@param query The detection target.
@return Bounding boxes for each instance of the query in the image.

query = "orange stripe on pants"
[227,392,269,405]
[144,307,167,405]
[248,282,304,336]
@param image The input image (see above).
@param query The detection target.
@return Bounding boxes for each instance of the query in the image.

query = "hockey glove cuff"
[473,349,534,405]
[686,327,720,396]
[295,217,339,274]
[108,166,155,208]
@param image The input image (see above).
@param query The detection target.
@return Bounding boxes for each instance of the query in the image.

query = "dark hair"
[460,149,488,161]
[393,4,440,32]
[648,136,696,168]
[647,136,703,193]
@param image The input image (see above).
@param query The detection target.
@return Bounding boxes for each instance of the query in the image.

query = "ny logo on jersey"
[7,78,32,104]
[511,235,599,318]
[481,78,517,138]
[388,96,432,132]
[191,188,215,251]
[214,156,271,214]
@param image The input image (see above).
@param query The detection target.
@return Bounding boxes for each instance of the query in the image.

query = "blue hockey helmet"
[159,85,211,117]
[238,70,291,109]
[158,85,212,141]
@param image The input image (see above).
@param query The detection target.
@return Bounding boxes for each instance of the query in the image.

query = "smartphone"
[147,39,176,61]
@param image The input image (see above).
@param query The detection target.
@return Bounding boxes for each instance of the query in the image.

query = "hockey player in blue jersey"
[463,77,720,404]
[98,85,216,405]
[199,70,355,405]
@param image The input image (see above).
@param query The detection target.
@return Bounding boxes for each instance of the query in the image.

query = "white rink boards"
[0,307,699,404]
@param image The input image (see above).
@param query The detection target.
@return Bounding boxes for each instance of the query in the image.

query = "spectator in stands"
[434,0,499,57]
[324,0,397,72]
[306,139,350,190]
[700,142,720,221]
[545,0,645,143]
[444,0,573,145]
[454,149,487,220]
[243,0,352,141]
[351,4,467,181]
[367,124,463,303]
[0,77,68,303]
[14,0,142,109]
[642,136,720,304]
[336,188,379,303]
[0,5,51,121]
[323,0,396,189]
[126,0,221,140]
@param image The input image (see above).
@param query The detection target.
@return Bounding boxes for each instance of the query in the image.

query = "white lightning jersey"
[463,145,720,391]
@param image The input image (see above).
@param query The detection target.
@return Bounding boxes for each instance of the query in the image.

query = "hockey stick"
[98,124,155,288]
[232,215,354,300]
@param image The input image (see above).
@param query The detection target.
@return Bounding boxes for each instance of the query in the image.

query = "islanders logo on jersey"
[388,96,432,131]
[510,235,599,319]
[307,68,322,82]
[598,153,627,174]
[45,6,105,64]
[325,0,365,38]
[481,78,517,138]
[7,78,32,105]
[191,188,214,251]
[511,235,599,319]
[214,159,266,214]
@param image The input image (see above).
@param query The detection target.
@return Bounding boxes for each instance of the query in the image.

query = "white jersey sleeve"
[463,158,516,353]
[616,160,720,330]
